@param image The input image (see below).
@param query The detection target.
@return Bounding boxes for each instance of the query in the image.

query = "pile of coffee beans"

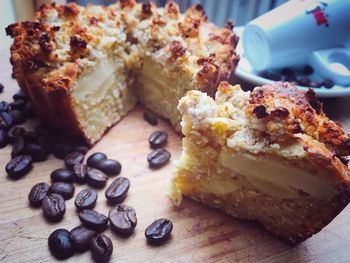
[259,65,335,89]
[2,87,174,261]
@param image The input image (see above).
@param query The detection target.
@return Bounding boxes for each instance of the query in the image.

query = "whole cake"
[170,81,350,243]
[6,0,239,144]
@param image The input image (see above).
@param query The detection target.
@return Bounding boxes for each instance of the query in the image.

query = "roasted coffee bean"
[143,111,158,126]
[149,131,168,149]
[109,204,137,235]
[48,229,75,260]
[11,136,25,157]
[38,134,53,153]
[53,143,73,159]
[0,83,3,93]
[259,71,281,81]
[87,152,107,168]
[323,79,334,89]
[94,159,121,176]
[74,144,89,154]
[69,226,95,252]
[34,124,50,135]
[7,126,25,141]
[28,182,49,207]
[6,155,32,179]
[0,101,10,112]
[105,177,130,204]
[42,193,66,221]
[147,149,171,168]
[90,234,113,262]
[79,209,108,232]
[145,218,173,245]
[0,112,13,129]
[64,151,85,169]
[86,167,108,188]
[22,131,38,142]
[10,100,26,110]
[0,128,8,148]
[303,65,314,75]
[75,188,98,211]
[51,168,73,183]
[49,182,75,200]
[73,163,87,183]
[24,142,48,162]
[13,91,27,101]
[309,80,322,88]
[22,103,35,118]
[9,110,26,125]
[297,77,310,87]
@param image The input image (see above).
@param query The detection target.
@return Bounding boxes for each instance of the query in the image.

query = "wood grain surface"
[1,49,350,263]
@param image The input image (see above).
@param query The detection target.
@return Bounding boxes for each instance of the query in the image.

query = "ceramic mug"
[243,0,350,85]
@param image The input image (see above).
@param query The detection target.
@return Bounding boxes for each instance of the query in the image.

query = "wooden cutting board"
[1,48,350,263]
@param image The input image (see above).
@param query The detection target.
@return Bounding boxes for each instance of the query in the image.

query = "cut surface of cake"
[7,0,239,144]
[169,81,350,243]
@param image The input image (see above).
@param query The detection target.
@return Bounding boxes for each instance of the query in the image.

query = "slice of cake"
[170,81,350,243]
[7,1,239,144]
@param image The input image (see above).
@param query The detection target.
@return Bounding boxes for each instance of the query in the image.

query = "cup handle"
[309,48,350,86]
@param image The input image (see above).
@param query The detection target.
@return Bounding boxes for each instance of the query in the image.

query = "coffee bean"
[94,159,121,176]
[143,111,158,126]
[0,101,10,112]
[48,229,75,259]
[38,134,53,153]
[0,112,14,129]
[11,136,25,157]
[149,131,168,149]
[75,188,98,211]
[69,226,96,252]
[297,77,310,87]
[22,103,35,118]
[53,143,72,159]
[90,234,113,262]
[34,124,50,135]
[22,131,38,142]
[73,163,87,183]
[109,204,137,235]
[259,71,281,81]
[7,126,25,142]
[145,218,173,245]
[28,182,49,207]
[24,142,48,162]
[309,80,322,88]
[79,210,108,232]
[303,65,314,75]
[10,100,26,111]
[49,182,75,200]
[64,151,85,169]
[0,83,3,93]
[42,193,66,221]
[87,152,107,168]
[13,91,27,101]
[51,168,74,183]
[105,177,130,204]
[6,155,32,179]
[147,149,171,168]
[86,167,108,188]
[9,110,26,125]
[0,128,8,148]
[74,144,89,154]
[323,79,334,89]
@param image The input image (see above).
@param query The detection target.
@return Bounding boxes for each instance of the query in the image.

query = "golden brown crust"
[247,82,350,157]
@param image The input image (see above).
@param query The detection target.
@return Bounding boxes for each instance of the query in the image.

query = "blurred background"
[0,0,287,49]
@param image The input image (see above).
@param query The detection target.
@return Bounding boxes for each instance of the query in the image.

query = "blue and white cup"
[243,0,350,85]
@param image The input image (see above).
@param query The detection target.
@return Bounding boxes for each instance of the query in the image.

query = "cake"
[169,81,350,243]
[6,1,239,144]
